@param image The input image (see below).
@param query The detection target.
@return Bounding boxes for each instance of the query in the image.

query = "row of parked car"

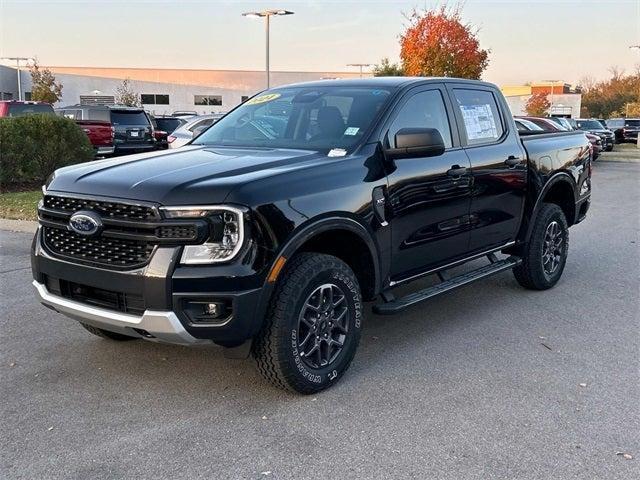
[0,99,226,158]
[512,115,635,159]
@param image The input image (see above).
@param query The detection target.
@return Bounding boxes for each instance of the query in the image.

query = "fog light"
[183,299,232,325]
[203,302,223,317]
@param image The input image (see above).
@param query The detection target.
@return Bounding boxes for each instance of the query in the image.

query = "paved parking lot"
[1,161,638,480]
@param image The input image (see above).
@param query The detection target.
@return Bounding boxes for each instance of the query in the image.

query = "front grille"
[43,226,154,268]
[45,276,145,316]
[40,194,205,270]
[157,225,197,239]
[43,195,158,221]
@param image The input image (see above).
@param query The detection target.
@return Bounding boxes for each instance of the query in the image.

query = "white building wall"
[53,73,247,115]
[504,94,582,118]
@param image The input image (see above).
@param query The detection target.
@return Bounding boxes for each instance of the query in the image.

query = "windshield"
[625,119,640,127]
[193,86,394,151]
[577,120,605,130]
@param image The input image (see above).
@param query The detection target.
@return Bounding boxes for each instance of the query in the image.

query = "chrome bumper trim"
[33,280,208,345]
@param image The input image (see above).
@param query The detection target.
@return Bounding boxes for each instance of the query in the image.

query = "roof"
[271,76,499,90]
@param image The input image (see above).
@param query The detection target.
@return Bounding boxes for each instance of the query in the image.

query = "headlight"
[161,205,245,264]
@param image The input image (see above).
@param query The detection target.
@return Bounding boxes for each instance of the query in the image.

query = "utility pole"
[1,57,33,101]
[242,10,295,89]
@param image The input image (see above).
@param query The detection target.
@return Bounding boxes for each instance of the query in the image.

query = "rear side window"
[110,111,150,126]
[453,89,504,145]
[388,90,453,148]
[188,118,214,132]
[7,103,54,117]
[86,109,110,122]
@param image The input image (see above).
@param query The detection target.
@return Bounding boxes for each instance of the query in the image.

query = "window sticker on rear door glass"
[460,104,498,140]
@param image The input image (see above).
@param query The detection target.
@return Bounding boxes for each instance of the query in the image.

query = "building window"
[241,96,249,103]
[141,94,170,105]
[0,92,13,100]
[194,95,222,106]
[24,92,32,101]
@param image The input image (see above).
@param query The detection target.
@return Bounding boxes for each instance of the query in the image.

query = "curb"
[0,219,38,234]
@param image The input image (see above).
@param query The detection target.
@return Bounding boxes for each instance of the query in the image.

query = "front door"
[383,86,473,281]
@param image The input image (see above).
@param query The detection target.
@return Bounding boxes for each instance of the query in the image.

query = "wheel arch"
[520,172,577,244]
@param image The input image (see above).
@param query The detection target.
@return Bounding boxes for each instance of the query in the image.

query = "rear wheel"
[513,203,569,290]
[253,253,362,394]
[80,322,139,341]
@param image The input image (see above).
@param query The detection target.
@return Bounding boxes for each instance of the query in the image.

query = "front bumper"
[33,280,206,345]
[31,227,270,346]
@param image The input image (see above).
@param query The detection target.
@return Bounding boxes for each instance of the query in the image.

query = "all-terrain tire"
[252,253,363,394]
[80,322,139,341]
[513,203,569,290]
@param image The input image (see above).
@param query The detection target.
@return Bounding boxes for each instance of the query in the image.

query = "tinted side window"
[388,90,453,148]
[453,89,504,146]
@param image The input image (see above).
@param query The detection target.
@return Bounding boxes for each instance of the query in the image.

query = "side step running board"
[373,256,522,315]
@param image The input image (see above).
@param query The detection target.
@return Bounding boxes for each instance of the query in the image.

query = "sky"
[1,0,638,86]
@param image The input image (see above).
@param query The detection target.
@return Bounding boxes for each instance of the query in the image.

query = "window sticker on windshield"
[328,148,347,157]
[245,93,281,106]
[460,104,498,140]
[344,127,359,136]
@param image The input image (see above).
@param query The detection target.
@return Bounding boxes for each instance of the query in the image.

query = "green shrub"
[0,114,94,187]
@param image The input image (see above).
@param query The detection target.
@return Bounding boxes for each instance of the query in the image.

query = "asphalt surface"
[1,161,639,480]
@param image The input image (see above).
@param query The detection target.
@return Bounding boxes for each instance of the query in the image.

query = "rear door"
[446,84,526,252]
[384,85,473,280]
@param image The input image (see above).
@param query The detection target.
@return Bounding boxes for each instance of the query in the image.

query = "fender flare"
[250,216,382,333]
[521,172,577,243]
[276,216,381,291]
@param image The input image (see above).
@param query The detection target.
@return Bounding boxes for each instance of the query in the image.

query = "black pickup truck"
[32,78,591,393]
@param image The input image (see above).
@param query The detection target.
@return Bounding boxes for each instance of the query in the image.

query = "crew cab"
[32,78,591,394]
[57,106,115,157]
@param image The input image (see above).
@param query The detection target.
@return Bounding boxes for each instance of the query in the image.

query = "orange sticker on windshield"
[246,93,281,105]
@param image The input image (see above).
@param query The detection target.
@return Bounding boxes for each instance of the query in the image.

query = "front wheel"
[253,253,363,394]
[513,203,569,290]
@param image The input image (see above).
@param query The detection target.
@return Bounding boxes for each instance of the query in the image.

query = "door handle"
[447,165,468,177]
[505,156,522,167]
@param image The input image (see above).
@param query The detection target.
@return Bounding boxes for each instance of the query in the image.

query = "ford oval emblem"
[69,210,103,236]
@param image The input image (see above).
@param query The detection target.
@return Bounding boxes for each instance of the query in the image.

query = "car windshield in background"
[7,104,54,117]
[625,119,640,127]
[193,86,395,151]
[110,111,149,126]
[156,118,182,133]
[578,120,605,130]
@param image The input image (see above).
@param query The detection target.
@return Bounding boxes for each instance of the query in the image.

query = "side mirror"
[386,127,445,159]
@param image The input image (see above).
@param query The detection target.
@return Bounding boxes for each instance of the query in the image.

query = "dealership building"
[0,65,366,114]
[1,65,582,118]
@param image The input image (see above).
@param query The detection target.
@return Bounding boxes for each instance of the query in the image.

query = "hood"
[47,146,325,205]
[587,129,613,135]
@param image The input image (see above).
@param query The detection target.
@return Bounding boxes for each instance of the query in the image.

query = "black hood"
[47,146,325,205]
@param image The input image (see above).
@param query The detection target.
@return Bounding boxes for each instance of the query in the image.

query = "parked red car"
[0,100,54,117]
[56,106,115,157]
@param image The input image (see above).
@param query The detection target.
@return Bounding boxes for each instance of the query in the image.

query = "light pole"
[347,63,373,78]
[1,56,33,101]
[242,9,294,89]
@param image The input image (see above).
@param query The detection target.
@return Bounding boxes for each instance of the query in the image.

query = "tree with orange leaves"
[400,5,489,79]
[525,92,551,117]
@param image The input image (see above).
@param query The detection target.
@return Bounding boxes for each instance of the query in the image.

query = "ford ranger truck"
[32,78,591,394]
